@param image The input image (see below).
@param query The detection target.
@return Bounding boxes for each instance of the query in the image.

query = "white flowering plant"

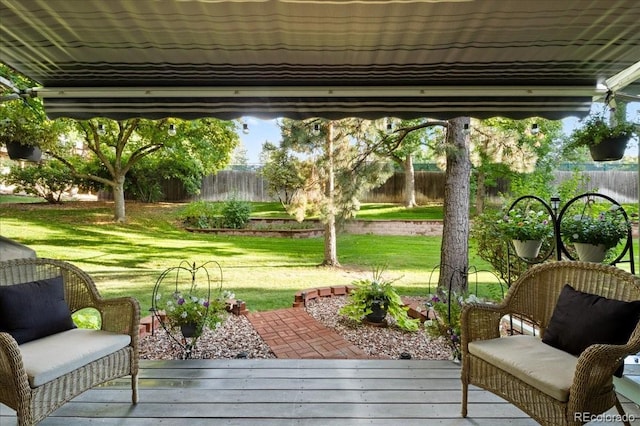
[156,291,225,337]
[560,205,630,249]
[497,208,553,241]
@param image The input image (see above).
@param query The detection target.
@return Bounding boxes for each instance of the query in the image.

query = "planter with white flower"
[560,205,630,263]
[497,208,553,260]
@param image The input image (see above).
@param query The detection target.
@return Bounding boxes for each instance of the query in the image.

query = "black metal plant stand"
[151,260,223,359]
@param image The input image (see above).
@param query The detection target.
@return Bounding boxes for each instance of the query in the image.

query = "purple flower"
[431,295,440,303]
[177,297,185,305]
[203,300,210,308]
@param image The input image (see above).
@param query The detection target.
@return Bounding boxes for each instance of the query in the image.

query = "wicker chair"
[0,258,140,425]
[461,261,640,426]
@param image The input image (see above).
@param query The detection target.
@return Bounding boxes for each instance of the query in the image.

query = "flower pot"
[5,140,42,161]
[512,239,542,259]
[365,300,388,323]
[180,323,200,338]
[573,242,607,263]
[588,135,628,161]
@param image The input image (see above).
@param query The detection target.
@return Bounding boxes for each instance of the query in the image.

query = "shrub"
[179,201,221,229]
[221,198,251,229]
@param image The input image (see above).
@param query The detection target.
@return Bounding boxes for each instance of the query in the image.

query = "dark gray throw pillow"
[542,284,640,377]
[0,276,76,344]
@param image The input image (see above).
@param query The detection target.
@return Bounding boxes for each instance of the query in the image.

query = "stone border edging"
[292,286,429,322]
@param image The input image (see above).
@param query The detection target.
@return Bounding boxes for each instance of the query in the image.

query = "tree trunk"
[474,169,486,216]
[403,155,417,208]
[438,117,471,294]
[112,175,127,223]
[323,121,340,266]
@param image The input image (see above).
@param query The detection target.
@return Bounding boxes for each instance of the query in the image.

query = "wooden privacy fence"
[159,170,638,204]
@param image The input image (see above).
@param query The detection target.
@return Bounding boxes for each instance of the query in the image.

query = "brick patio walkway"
[246,308,369,359]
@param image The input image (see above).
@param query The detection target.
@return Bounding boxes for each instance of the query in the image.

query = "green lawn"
[0,199,502,313]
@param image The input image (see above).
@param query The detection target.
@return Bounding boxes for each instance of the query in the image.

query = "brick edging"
[292,285,429,322]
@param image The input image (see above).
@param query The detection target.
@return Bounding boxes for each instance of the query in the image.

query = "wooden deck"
[2,359,639,425]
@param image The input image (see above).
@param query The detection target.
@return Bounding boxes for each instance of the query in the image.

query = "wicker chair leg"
[132,373,139,404]
[614,396,631,426]
[461,381,468,417]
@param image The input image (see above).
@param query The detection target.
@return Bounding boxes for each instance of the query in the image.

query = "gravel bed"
[139,314,276,360]
[305,296,453,360]
[140,296,453,361]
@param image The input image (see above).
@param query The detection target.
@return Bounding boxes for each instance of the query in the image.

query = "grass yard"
[0,197,600,314]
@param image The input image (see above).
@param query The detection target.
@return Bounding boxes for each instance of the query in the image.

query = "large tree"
[470,117,562,215]
[438,117,472,294]
[51,117,238,222]
[279,118,394,266]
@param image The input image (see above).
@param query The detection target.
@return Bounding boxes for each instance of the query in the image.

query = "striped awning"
[1,0,640,120]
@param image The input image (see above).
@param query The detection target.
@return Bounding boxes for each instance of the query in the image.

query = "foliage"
[339,267,420,332]
[565,112,637,149]
[561,205,630,249]
[425,291,483,360]
[155,290,227,340]
[179,201,222,229]
[259,141,305,205]
[221,198,252,229]
[471,207,538,283]
[72,309,101,329]
[2,160,78,203]
[496,208,553,241]
[0,65,68,152]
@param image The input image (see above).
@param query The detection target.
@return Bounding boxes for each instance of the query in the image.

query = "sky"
[236,103,640,164]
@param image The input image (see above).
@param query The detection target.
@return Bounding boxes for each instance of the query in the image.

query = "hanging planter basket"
[5,140,42,161]
[573,242,607,263]
[588,136,628,162]
[512,239,542,260]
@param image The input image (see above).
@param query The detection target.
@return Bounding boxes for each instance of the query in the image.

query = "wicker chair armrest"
[97,296,140,342]
[570,342,637,412]
[461,302,506,344]
[0,333,31,404]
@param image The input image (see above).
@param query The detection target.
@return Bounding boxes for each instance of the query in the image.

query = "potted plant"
[339,267,420,332]
[566,113,637,161]
[560,205,630,262]
[497,208,553,259]
[156,291,225,340]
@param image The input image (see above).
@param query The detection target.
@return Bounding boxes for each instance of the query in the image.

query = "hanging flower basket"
[588,136,628,162]
[573,242,607,263]
[512,239,542,259]
[5,140,42,161]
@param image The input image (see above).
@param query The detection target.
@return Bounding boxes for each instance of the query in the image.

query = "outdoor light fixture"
[531,123,539,134]
[550,196,560,215]
[313,123,320,135]
[386,119,393,133]
[462,123,470,135]
[242,123,249,134]
[168,124,176,136]
[97,124,106,135]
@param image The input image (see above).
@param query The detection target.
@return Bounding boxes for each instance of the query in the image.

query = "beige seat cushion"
[18,328,131,387]
[468,334,577,401]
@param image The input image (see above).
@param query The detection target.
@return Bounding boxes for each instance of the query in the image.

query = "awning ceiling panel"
[1,0,640,120]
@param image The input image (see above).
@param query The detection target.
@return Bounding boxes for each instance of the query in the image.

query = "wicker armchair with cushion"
[461,261,640,426]
[0,258,140,426]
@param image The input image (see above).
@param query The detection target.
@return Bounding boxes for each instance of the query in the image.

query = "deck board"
[2,359,638,425]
